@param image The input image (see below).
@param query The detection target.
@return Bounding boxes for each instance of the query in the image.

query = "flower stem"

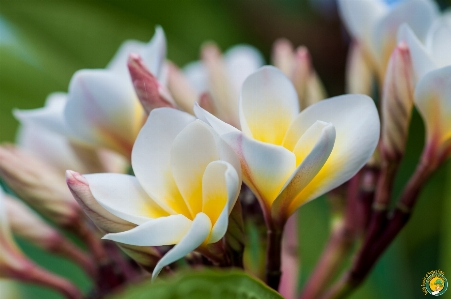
[266,228,283,290]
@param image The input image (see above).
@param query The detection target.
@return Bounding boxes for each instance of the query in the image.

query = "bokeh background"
[0,0,451,298]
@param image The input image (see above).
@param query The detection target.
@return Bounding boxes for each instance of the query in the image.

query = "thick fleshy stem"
[266,227,283,290]
[320,145,444,299]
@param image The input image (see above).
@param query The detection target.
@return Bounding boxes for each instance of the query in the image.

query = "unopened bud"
[272,38,295,77]
[346,41,374,95]
[128,54,176,114]
[291,46,326,109]
[0,145,82,228]
[381,42,414,161]
[5,195,94,277]
[167,61,199,114]
[201,42,237,126]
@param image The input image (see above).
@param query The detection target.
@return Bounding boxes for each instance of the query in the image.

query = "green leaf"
[109,269,283,299]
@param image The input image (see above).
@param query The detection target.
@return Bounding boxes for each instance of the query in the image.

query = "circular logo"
[422,270,448,296]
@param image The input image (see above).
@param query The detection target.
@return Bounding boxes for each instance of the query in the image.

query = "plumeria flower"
[167,43,263,127]
[14,27,168,159]
[338,0,438,80]
[272,39,326,109]
[397,20,451,162]
[398,19,451,82]
[69,108,242,279]
[195,66,380,227]
[0,187,82,299]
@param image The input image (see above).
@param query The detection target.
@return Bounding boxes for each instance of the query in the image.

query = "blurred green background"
[1,0,451,298]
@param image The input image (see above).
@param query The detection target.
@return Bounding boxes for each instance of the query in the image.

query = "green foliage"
[109,269,283,299]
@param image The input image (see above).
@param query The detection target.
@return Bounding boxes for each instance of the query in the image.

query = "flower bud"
[66,170,160,270]
[128,53,176,115]
[291,46,326,109]
[5,195,94,276]
[167,61,199,114]
[0,145,82,228]
[346,41,373,95]
[381,42,414,161]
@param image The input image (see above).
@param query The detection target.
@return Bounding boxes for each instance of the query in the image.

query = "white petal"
[132,108,195,216]
[284,95,380,214]
[372,0,438,68]
[337,0,387,42]
[240,66,299,145]
[107,26,167,82]
[398,23,436,81]
[224,45,264,99]
[13,92,69,137]
[425,20,451,69]
[414,66,451,143]
[152,212,211,280]
[272,122,336,220]
[194,103,239,136]
[85,173,167,225]
[202,161,240,243]
[65,69,142,156]
[171,120,220,217]
[103,214,191,246]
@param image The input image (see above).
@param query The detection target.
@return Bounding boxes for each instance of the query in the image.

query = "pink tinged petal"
[285,95,380,214]
[107,39,148,75]
[202,161,240,243]
[66,170,135,234]
[240,66,299,145]
[372,0,439,72]
[398,24,436,81]
[171,120,220,217]
[199,92,216,115]
[65,69,142,157]
[102,214,192,246]
[346,41,374,95]
[167,62,199,114]
[271,38,295,77]
[152,212,212,280]
[194,103,239,136]
[84,173,167,225]
[128,54,176,115]
[132,108,195,216]
[425,20,451,69]
[13,92,69,137]
[141,26,167,83]
[272,122,336,222]
[224,45,264,99]
[414,66,451,144]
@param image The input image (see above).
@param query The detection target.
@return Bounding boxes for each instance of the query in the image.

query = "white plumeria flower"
[168,43,263,127]
[78,108,242,279]
[398,19,451,82]
[16,93,127,174]
[338,0,438,78]
[397,19,451,157]
[14,27,167,159]
[195,66,380,226]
